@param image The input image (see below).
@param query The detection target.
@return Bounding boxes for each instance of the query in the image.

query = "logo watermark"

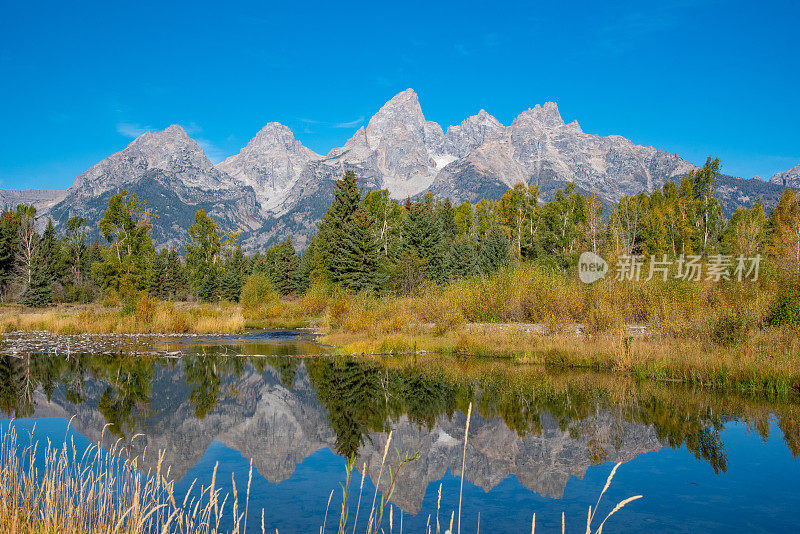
[578,251,609,284]
[578,253,762,283]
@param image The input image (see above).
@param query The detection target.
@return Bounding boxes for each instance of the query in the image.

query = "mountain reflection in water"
[1,333,799,531]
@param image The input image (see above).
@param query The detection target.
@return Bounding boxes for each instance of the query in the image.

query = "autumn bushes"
[305,261,800,393]
[767,285,800,330]
[309,259,795,344]
[0,299,245,334]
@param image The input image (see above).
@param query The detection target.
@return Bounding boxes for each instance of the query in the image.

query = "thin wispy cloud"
[116,122,151,138]
[334,116,365,129]
[482,32,501,48]
[182,122,204,136]
[297,116,364,130]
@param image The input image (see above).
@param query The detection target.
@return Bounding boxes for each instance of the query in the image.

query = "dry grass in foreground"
[0,421,260,534]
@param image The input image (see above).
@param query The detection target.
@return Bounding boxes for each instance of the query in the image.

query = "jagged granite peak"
[770,163,800,188]
[43,125,261,250]
[431,103,696,204]
[217,122,322,216]
[444,109,505,158]
[336,87,448,198]
[365,88,426,149]
[68,124,235,200]
[515,101,566,129]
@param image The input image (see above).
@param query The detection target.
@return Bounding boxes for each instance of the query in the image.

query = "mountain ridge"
[2,89,796,250]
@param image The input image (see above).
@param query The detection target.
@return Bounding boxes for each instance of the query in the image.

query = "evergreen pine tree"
[220,264,242,302]
[149,250,168,299]
[439,198,457,245]
[445,237,478,279]
[197,267,219,302]
[40,218,61,284]
[318,171,362,280]
[338,207,382,293]
[401,199,446,283]
[163,248,184,300]
[0,210,20,296]
[249,251,267,275]
[20,250,52,307]
[296,239,316,294]
[271,239,299,295]
[478,225,510,275]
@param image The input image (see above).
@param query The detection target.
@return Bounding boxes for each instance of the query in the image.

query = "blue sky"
[1,0,798,190]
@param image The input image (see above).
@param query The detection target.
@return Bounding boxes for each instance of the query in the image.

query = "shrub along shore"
[1,260,798,396]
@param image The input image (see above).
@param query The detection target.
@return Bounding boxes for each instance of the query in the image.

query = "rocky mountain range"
[44,125,263,250]
[4,89,796,250]
[770,163,800,188]
[0,189,65,212]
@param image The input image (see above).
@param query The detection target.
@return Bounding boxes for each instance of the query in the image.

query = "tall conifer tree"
[479,225,511,275]
[401,198,446,283]
[318,171,363,282]
[338,207,381,293]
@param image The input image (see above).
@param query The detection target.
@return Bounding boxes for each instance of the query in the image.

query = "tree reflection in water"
[0,350,798,475]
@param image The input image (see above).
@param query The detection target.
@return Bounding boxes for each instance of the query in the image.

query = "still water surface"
[1,331,799,532]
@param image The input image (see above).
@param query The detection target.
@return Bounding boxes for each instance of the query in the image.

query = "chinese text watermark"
[579,253,761,283]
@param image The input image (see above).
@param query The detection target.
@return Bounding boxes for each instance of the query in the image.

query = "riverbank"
[325,325,800,396]
[0,262,798,394]
[0,299,306,335]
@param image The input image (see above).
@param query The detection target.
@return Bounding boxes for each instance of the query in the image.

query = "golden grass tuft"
[0,421,264,534]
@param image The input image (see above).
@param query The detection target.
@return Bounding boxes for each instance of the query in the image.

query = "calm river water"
[1,331,799,532]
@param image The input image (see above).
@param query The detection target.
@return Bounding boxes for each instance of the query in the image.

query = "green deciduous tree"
[770,189,800,281]
[689,157,723,255]
[95,191,156,296]
[453,201,474,239]
[536,184,585,268]
[362,189,404,259]
[724,201,767,257]
[15,205,38,287]
[185,209,222,301]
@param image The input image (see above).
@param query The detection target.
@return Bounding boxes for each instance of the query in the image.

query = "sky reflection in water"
[1,331,799,533]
